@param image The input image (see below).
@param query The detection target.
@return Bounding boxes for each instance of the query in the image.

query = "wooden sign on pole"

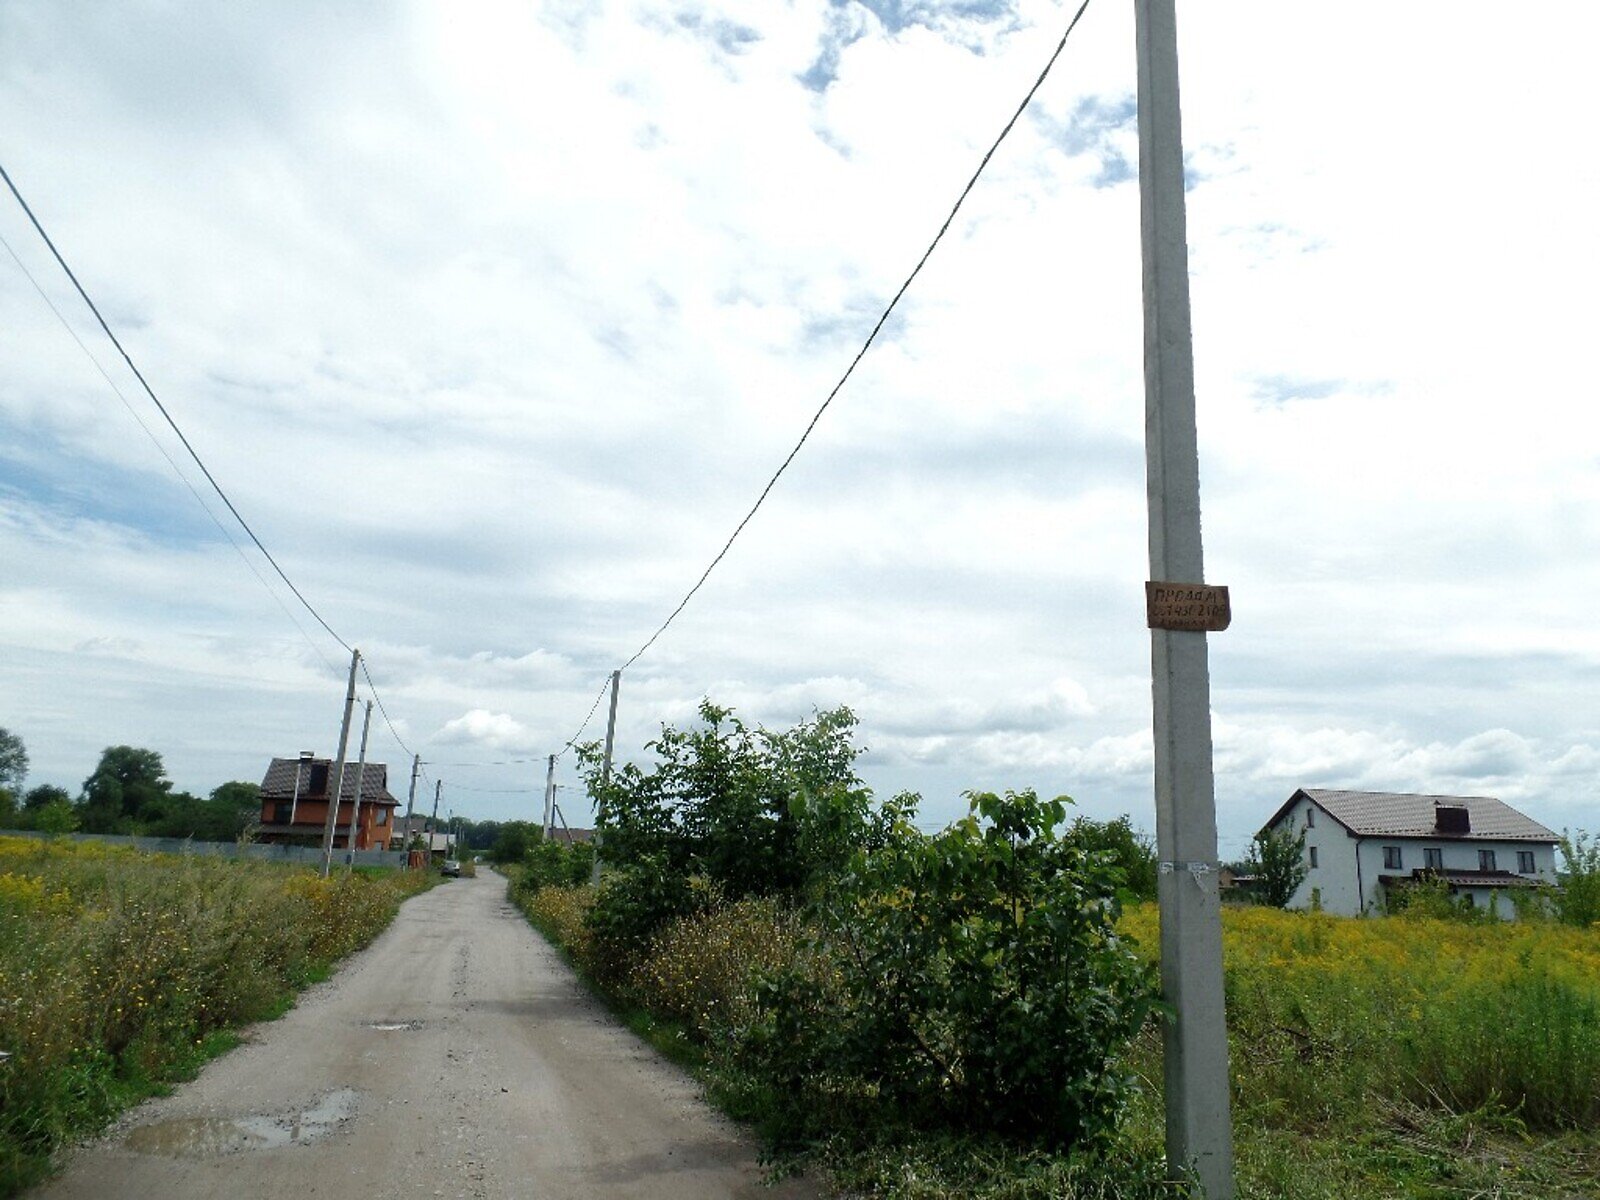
[1146,581,1231,632]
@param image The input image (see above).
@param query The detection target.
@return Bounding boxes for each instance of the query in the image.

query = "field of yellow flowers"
[1118,902,1600,1197]
[0,836,430,1195]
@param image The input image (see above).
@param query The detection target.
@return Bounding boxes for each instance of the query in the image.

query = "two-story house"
[1260,788,1558,917]
[256,752,400,850]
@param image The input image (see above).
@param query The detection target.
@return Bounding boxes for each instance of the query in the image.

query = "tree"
[0,727,26,793]
[1554,829,1600,928]
[1248,823,1308,908]
[24,784,71,811]
[489,821,539,863]
[79,746,172,833]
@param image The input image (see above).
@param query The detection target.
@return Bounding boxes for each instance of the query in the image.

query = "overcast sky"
[3,0,1597,858]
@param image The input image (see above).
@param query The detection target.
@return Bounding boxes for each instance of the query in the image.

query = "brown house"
[256,752,400,851]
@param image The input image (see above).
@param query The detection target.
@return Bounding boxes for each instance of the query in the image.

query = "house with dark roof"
[256,752,400,851]
[1260,788,1558,917]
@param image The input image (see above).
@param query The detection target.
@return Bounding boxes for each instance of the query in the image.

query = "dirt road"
[31,870,820,1200]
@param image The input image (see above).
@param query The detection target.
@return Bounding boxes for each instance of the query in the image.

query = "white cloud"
[434,710,535,753]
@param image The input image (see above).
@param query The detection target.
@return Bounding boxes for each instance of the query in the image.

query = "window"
[1308,846,1319,869]
[1383,846,1403,870]
[1306,807,1315,829]
[1424,847,1444,870]
[1478,849,1497,872]
[377,808,389,826]
[1517,850,1535,874]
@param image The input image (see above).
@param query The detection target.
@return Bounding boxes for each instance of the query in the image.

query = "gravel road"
[31,869,821,1200]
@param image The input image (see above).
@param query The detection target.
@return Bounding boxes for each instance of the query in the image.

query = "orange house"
[256,752,400,850]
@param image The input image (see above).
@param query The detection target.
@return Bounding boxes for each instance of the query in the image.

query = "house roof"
[259,757,399,806]
[1265,789,1556,843]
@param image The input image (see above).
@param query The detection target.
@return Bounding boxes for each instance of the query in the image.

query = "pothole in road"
[123,1088,359,1158]
[366,1019,424,1031]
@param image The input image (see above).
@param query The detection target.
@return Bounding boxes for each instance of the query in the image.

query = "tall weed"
[0,837,428,1193]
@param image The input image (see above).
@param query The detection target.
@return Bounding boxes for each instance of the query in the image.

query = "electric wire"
[359,658,416,761]
[556,674,612,761]
[614,0,1095,677]
[554,0,1096,764]
[0,227,343,679]
[0,158,352,654]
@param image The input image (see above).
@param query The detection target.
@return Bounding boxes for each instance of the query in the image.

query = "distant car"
[441,859,462,877]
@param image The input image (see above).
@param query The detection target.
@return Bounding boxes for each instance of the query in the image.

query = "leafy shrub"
[742,789,1158,1150]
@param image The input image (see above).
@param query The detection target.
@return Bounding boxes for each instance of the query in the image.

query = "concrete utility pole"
[320,648,361,878]
[601,670,621,786]
[344,701,373,870]
[428,779,441,859]
[1134,1,1234,1196]
[593,669,621,881]
[542,753,556,840]
[288,749,312,826]
[403,754,420,863]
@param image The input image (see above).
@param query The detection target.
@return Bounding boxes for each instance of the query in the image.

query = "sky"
[2,0,1598,860]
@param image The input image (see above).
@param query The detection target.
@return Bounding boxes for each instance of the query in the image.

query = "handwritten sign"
[1146,581,1231,632]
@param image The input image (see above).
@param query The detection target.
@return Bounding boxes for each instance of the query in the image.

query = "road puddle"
[123,1088,359,1158]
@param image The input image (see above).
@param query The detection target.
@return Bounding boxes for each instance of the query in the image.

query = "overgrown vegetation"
[504,702,1600,1198]
[507,702,1177,1197]
[0,836,431,1195]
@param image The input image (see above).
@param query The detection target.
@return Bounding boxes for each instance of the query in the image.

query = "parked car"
[440,859,461,877]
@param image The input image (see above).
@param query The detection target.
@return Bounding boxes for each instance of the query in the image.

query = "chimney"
[1434,803,1471,834]
[299,750,315,760]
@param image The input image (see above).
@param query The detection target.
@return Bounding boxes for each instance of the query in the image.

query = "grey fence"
[0,827,408,868]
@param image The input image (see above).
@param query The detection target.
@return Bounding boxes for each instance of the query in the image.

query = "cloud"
[1033,93,1137,188]
[433,710,536,753]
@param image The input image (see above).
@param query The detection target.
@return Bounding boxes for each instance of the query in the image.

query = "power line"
[557,675,612,761]
[616,0,1095,674]
[0,227,345,681]
[360,658,416,760]
[0,157,352,654]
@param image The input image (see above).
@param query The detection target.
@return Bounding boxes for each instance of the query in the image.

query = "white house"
[1260,789,1558,917]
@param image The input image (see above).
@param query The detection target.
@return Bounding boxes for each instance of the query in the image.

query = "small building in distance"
[1260,788,1558,917]
[256,752,399,851]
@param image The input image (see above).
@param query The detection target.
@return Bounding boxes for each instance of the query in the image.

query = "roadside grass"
[509,872,1600,1199]
[0,836,435,1196]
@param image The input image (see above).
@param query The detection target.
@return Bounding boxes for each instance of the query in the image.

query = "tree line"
[0,728,259,840]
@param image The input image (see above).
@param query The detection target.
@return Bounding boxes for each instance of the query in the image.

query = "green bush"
[741,789,1158,1150]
